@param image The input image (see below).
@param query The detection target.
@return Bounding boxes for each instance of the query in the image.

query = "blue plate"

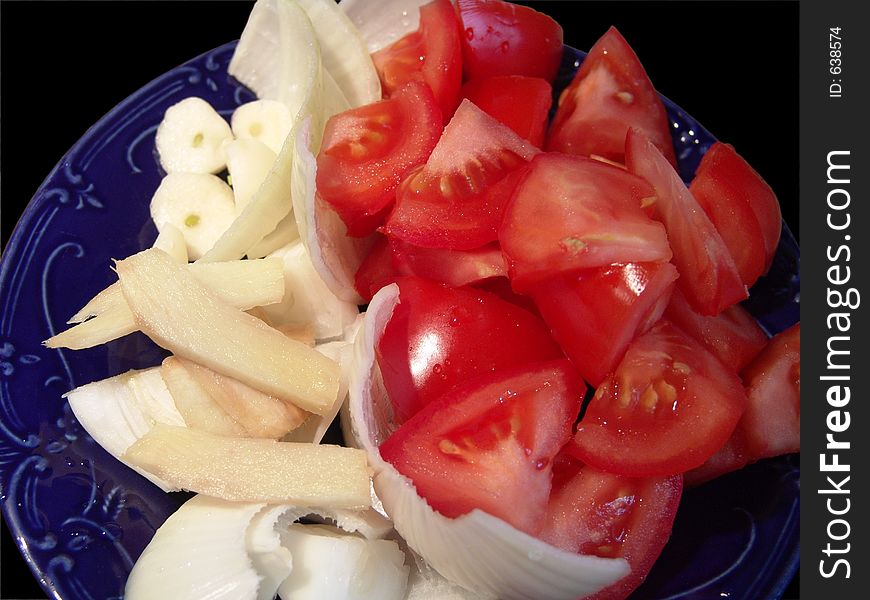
[0,43,798,599]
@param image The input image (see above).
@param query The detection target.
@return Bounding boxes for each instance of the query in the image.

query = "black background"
[1,1,798,598]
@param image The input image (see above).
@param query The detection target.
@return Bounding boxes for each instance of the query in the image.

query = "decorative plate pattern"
[0,43,798,599]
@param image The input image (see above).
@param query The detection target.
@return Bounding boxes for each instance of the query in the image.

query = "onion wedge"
[339,0,429,54]
[347,285,631,600]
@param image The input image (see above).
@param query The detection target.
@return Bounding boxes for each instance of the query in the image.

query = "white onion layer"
[339,0,430,54]
[348,285,631,600]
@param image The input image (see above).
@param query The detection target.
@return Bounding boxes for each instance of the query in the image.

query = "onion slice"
[339,0,430,54]
[348,285,631,600]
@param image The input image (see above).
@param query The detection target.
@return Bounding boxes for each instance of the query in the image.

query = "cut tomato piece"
[665,287,768,372]
[380,360,584,535]
[690,142,782,276]
[455,0,563,83]
[739,322,800,458]
[384,99,539,249]
[686,323,800,486]
[316,81,442,237]
[389,238,507,287]
[354,234,400,302]
[541,456,683,600]
[461,75,552,147]
[376,276,564,424]
[372,0,462,120]
[530,262,678,387]
[626,128,747,315]
[499,152,671,293]
[547,26,675,166]
[571,320,748,477]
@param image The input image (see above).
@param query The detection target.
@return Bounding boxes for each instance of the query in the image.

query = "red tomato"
[376,276,564,424]
[460,75,552,147]
[530,262,678,387]
[546,26,676,166]
[354,235,399,302]
[541,456,683,600]
[690,142,782,275]
[571,320,748,477]
[739,322,800,458]
[383,99,540,249]
[455,0,563,83]
[686,323,800,485]
[372,0,462,120]
[665,287,768,373]
[380,360,584,535]
[389,238,507,287]
[316,81,442,237]
[625,128,747,315]
[499,152,671,293]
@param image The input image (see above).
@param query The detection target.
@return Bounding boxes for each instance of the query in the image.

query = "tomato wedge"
[354,235,398,301]
[376,277,564,424]
[571,320,748,477]
[686,323,800,486]
[316,81,442,237]
[455,0,563,83]
[380,360,584,535]
[664,287,768,373]
[530,261,678,387]
[372,0,462,120]
[499,152,671,293]
[384,99,540,249]
[389,238,507,287]
[626,128,747,315]
[547,26,676,166]
[690,142,782,278]
[541,455,683,600]
[460,75,552,147]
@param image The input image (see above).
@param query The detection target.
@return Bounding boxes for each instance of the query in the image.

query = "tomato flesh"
[547,26,676,166]
[571,320,748,477]
[499,152,671,293]
[665,287,768,372]
[372,0,463,120]
[389,238,507,287]
[384,99,540,249]
[380,360,584,535]
[316,81,442,237]
[455,0,563,83]
[541,455,683,600]
[530,261,678,387]
[461,75,552,147]
[626,128,747,315]
[690,142,782,277]
[376,276,564,424]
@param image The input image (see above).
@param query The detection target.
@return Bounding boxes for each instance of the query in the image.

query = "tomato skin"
[380,359,584,535]
[460,75,552,147]
[626,128,747,315]
[384,100,540,250]
[376,276,565,424]
[499,152,671,293]
[546,26,676,166]
[372,0,463,120]
[664,287,768,373]
[541,457,683,600]
[571,320,748,477]
[389,238,507,287]
[455,0,563,83]
[691,142,782,272]
[316,81,442,237]
[530,261,678,387]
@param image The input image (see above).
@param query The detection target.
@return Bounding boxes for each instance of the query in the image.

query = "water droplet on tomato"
[465,27,474,41]
[500,41,510,53]
[449,306,471,326]
[535,458,549,470]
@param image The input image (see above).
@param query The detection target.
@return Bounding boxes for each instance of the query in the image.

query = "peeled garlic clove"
[155,96,233,174]
[125,495,266,600]
[347,285,631,600]
[232,100,295,155]
[150,172,236,260]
